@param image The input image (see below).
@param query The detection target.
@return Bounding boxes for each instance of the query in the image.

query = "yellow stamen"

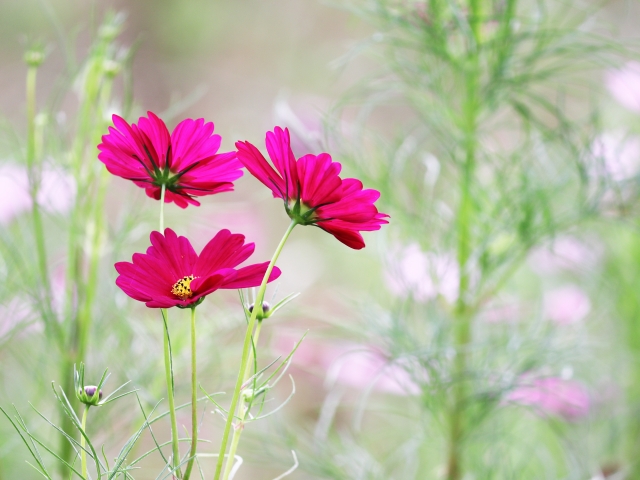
[171,275,195,299]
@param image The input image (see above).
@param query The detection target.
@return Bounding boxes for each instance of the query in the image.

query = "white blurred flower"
[591,133,640,182]
[385,243,460,303]
[605,61,640,113]
[0,163,76,224]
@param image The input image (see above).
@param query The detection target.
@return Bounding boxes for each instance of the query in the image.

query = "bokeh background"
[2,0,640,479]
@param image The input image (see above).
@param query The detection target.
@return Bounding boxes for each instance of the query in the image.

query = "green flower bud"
[24,49,45,68]
[77,385,103,406]
[102,59,121,78]
[248,301,270,321]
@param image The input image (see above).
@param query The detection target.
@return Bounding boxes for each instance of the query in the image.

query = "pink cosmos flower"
[528,236,601,275]
[115,228,281,308]
[506,376,590,421]
[275,335,420,395]
[543,285,591,325]
[236,126,388,249]
[98,112,242,208]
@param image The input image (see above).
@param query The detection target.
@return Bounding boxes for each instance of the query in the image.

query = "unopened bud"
[77,385,103,406]
[24,49,45,68]
[102,59,121,77]
[241,388,254,402]
[248,301,270,319]
[98,24,120,42]
[84,386,103,399]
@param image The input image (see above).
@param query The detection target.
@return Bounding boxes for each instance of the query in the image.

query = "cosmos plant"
[2,46,388,478]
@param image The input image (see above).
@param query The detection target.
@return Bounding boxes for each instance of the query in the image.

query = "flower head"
[236,126,388,249]
[98,112,242,208]
[115,228,281,308]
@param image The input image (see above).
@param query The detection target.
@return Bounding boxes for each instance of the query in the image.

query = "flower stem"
[220,320,264,480]
[183,307,198,480]
[214,219,297,480]
[163,309,182,479]
[446,5,481,479]
[26,64,60,344]
[158,184,182,478]
[81,406,89,479]
[160,184,166,231]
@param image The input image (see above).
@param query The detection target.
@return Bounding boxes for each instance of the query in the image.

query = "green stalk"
[81,406,89,478]
[160,184,166,232]
[158,184,182,478]
[221,320,264,480]
[183,307,198,480]
[214,220,297,480]
[76,76,114,364]
[26,64,60,343]
[59,55,106,474]
[446,4,481,479]
[163,309,182,478]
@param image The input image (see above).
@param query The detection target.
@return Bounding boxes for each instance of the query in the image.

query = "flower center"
[171,275,196,299]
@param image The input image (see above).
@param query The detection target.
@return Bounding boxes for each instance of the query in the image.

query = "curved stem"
[81,406,89,479]
[221,320,264,480]
[214,219,297,480]
[183,307,198,480]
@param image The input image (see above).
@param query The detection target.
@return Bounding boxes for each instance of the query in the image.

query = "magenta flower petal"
[266,126,299,198]
[98,112,242,208]
[194,229,255,278]
[115,228,279,309]
[236,140,286,199]
[221,263,282,289]
[296,153,343,207]
[236,126,389,249]
[318,213,389,249]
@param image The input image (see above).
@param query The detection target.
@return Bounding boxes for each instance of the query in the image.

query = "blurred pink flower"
[276,336,421,395]
[543,285,591,324]
[0,164,75,224]
[591,133,640,181]
[605,62,640,113]
[0,269,67,339]
[480,299,525,324]
[528,236,601,275]
[385,243,459,303]
[507,376,590,421]
[0,297,36,339]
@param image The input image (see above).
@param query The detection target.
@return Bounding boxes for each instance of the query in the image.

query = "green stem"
[183,307,198,480]
[221,320,264,480]
[221,398,247,480]
[26,65,60,343]
[76,76,114,364]
[158,184,182,478]
[447,5,481,479]
[163,309,182,479]
[81,406,89,479]
[214,220,297,480]
[160,184,166,232]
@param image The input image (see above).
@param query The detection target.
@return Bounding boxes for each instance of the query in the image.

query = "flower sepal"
[285,197,313,225]
[177,296,205,310]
